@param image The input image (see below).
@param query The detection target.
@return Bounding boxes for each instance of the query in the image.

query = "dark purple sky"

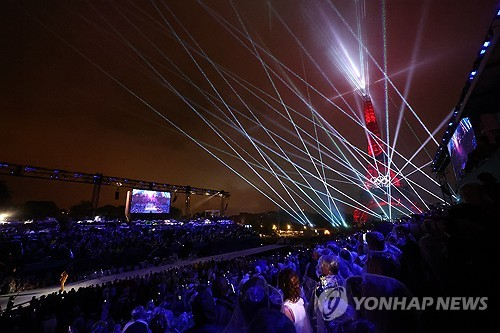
[1,1,498,219]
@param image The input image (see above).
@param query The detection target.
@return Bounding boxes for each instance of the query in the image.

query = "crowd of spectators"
[0,220,260,294]
[0,173,496,332]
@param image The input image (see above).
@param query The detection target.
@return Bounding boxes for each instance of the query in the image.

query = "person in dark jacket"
[212,275,237,328]
[185,286,225,333]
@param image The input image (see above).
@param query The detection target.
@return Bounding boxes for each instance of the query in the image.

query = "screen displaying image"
[129,189,171,214]
[447,117,477,180]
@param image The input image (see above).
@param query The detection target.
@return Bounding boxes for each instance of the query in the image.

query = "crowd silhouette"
[0,174,496,332]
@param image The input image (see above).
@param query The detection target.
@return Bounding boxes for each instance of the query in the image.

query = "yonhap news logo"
[352,296,488,311]
[318,289,488,318]
[318,286,349,320]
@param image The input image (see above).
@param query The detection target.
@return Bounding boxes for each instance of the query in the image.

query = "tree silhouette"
[69,200,93,219]
[95,204,125,219]
[22,201,60,221]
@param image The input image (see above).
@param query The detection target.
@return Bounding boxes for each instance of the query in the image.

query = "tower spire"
[353,95,418,223]
[363,96,384,158]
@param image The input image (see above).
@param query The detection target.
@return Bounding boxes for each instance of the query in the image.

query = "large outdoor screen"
[129,189,171,214]
[447,117,477,180]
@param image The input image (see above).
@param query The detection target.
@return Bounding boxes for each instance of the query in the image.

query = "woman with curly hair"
[277,267,312,333]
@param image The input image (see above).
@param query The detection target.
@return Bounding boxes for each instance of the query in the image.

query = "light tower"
[352,95,419,223]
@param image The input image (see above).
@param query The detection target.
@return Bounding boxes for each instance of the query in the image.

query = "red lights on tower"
[353,96,417,223]
[363,96,384,158]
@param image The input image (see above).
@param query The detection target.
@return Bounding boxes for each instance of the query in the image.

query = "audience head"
[269,285,284,310]
[238,276,271,323]
[364,251,400,279]
[191,286,217,326]
[477,171,497,183]
[339,248,353,262]
[365,231,386,251]
[277,267,301,303]
[394,224,410,238]
[148,308,171,333]
[326,242,340,255]
[312,247,322,260]
[446,201,487,238]
[317,255,340,277]
[458,182,492,206]
[212,274,232,298]
[131,305,147,321]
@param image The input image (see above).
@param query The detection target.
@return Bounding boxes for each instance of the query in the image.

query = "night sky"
[1,1,498,219]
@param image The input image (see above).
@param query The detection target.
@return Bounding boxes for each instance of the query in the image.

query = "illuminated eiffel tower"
[352,95,420,223]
